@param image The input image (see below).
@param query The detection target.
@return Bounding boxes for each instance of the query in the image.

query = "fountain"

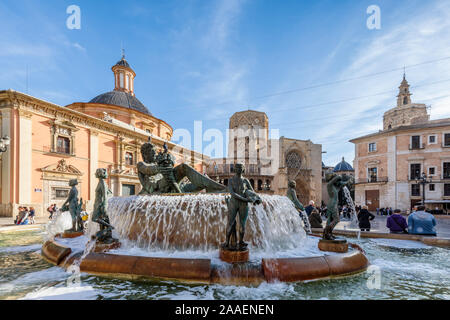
[41,140,369,286]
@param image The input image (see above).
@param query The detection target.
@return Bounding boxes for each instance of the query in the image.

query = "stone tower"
[397,73,412,107]
[228,110,269,165]
[383,75,429,131]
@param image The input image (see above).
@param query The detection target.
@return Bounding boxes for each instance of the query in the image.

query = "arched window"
[286,151,302,179]
[126,74,130,90]
[403,97,408,105]
[125,152,134,165]
[257,179,263,191]
[249,179,255,189]
[119,73,124,88]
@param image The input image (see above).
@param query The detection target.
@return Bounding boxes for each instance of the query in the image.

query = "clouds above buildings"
[1,0,450,167]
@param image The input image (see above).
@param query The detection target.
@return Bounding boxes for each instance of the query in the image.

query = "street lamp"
[0,136,10,153]
[416,172,432,208]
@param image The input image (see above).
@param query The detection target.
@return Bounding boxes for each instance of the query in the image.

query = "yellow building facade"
[0,55,205,217]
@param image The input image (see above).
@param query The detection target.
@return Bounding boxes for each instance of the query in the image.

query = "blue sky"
[1,0,450,166]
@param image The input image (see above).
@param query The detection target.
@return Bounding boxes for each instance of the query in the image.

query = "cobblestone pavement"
[334,214,450,238]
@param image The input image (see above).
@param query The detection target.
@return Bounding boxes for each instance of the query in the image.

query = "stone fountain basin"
[41,237,370,286]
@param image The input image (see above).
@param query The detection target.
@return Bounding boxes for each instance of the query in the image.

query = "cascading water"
[342,186,361,239]
[298,210,311,234]
[44,210,73,241]
[106,194,307,253]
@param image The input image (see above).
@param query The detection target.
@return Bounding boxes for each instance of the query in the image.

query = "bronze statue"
[323,173,352,240]
[223,163,262,251]
[286,180,311,233]
[156,143,182,193]
[137,137,226,194]
[61,179,83,232]
[91,168,116,243]
[286,180,305,211]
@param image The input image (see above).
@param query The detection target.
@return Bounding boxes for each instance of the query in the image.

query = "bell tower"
[396,72,412,107]
[112,50,136,96]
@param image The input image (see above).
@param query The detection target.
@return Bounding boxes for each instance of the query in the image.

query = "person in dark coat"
[305,200,315,217]
[386,209,408,233]
[308,208,323,229]
[358,205,375,231]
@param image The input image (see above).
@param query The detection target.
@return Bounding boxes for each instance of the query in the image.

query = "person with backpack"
[386,209,408,234]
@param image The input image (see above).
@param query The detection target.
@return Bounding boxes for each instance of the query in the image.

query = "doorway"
[365,190,379,212]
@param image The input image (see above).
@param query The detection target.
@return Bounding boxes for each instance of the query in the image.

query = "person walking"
[386,209,408,234]
[47,204,55,220]
[358,205,375,231]
[408,205,437,236]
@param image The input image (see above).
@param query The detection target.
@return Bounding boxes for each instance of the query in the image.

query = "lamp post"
[416,172,432,208]
[0,136,10,153]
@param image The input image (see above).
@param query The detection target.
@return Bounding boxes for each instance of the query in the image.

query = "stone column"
[18,109,33,204]
[1,108,12,205]
[89,129,99,204]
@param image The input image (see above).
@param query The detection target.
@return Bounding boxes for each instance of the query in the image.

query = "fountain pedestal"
[318,239,349,253]
[92,240,121,253]
[219,246,249,263]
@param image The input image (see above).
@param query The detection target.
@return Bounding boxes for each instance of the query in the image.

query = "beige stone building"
[205,110,322,205]
[350,75,450,212]
[0,55,205,217]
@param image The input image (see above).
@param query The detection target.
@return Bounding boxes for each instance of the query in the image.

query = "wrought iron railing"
[355,177,388,184]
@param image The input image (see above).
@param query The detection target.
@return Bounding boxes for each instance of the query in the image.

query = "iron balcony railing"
[409,143,425,150]
[206,164,262,176]
[355,176,388,184]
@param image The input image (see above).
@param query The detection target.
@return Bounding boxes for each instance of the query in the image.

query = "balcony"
[43,145,76,157]
[206,164,262,176]
[355,176,388,184]
[409,143,425,150]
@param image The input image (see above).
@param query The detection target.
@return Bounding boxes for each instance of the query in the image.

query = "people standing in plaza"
[408,205,437,236]
[386,209,408,234]
[358,205,375,231]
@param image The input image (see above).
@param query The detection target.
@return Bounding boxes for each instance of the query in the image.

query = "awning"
[423,200,450,204]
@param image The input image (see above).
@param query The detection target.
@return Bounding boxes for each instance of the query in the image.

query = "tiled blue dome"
[333,157,354,172]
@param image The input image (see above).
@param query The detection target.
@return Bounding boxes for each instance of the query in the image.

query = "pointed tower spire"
[397,72,412,107]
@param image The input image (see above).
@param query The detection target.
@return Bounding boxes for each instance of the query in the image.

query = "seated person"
[308,208,323,229]
[386,209,408,234]
[15,207,25,224]
[408,205,437,236]
[29,207,35,224]
[19,208,29,225]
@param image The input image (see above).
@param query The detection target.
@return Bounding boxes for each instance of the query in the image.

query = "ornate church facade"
[205,110,323,205]
[0,55,205,217]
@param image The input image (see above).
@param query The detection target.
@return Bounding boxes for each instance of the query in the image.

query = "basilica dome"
[333,157,354,173]
[89,90,151,115]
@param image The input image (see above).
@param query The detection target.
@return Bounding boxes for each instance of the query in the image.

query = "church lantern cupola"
[397,73,412,106]
[112,51,136,96]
